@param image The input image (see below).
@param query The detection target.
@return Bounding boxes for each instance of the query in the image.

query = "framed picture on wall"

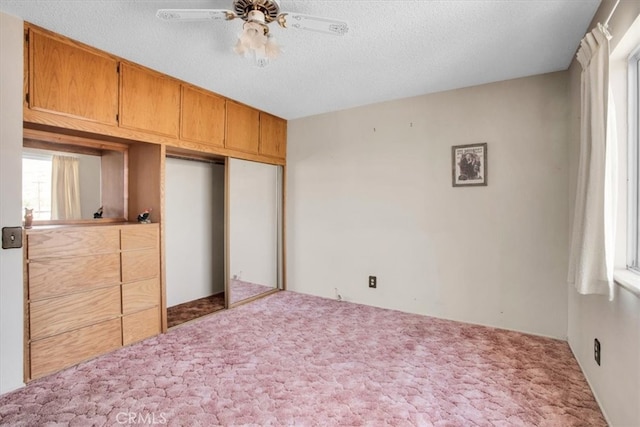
[452,143,487,187]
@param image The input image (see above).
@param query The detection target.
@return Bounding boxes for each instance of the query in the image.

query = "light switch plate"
[2,227,23,249]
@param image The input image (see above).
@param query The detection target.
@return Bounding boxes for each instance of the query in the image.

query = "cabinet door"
[119,62,180,138]
[181,85,226,148]
[28,28,118,125]
[225,101,259,154]
[259,112,287,159]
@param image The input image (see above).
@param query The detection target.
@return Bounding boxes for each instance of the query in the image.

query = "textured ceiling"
[0,0,601,120]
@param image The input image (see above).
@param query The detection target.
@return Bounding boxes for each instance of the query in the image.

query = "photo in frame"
[452,143,487,187]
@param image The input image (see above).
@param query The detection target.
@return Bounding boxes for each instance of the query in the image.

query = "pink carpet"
[0,291,605,426]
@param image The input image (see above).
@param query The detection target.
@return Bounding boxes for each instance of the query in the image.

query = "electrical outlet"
[369,275,377,288]
[594,338,601,366]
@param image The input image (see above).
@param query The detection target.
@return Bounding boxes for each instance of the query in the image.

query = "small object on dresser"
[137,208,152,224]
[24,208,33,229]
[93,206,103,219]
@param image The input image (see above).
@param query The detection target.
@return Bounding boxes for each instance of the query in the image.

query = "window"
[628,45,640,271]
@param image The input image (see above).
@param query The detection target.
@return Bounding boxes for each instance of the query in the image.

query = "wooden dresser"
[25,223,161,380]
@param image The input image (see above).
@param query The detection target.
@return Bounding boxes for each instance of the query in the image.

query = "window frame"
[627,45,640,272]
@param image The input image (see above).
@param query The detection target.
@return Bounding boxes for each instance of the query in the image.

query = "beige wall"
[165,158,225,306]
[287,71,570,339]
[0,11,25,394]
[566,1,640,425]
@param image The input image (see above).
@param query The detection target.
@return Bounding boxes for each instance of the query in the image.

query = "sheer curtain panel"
[568,24,618,299]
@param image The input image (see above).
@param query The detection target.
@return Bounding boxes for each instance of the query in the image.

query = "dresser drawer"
[122,278,160,314]
[122,307,160,345]
[121,248,159,282]
[121,224,158,251]
[30,286,121,340]
[27,227,120,259]
[30,318,122,379]
[28,253,120,301]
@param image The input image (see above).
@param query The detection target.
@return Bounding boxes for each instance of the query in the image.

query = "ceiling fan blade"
[277,13,348,35]
[156,9,236,22]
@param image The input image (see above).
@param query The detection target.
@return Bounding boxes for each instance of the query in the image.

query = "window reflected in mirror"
[22,151,52,220]
[23,148,102,221]
[22,132,128,224]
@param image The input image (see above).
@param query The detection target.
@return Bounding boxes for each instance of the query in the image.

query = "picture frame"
[452,143,487,187]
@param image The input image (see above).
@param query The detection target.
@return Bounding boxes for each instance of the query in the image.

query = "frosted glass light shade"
[234,21,280,67]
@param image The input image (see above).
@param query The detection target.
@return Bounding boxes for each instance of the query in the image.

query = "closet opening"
[165,153,226,328]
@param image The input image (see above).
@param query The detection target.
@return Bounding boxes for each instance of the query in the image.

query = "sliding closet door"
[165,157,225,307]
[228,158,282,305]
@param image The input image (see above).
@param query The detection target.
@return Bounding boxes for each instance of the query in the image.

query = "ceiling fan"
[156,0,349,67]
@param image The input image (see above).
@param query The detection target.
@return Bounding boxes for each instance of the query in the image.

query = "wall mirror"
[228,158,283,306]
[22,131,127,223]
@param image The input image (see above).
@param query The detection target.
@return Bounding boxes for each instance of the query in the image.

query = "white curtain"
[51,155,82,220]
[568,24,618,299]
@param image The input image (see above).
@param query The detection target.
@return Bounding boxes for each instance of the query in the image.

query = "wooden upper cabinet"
[119,62,180,138]
[180,85,225,148]
[24,24,285,164]
[225,101,260,154]
[259,112,287,159]
[27,28,118,125]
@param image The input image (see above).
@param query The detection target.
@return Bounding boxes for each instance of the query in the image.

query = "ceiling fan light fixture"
[158,0,348,67]
[233,0,281,23]
[234,10,281,66]
[235,31,280,67]
[264,36,280,59]
[237,22,268,50]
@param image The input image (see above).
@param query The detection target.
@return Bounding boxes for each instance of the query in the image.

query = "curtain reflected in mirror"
[51,155,82,220]
[228,158,283,305]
